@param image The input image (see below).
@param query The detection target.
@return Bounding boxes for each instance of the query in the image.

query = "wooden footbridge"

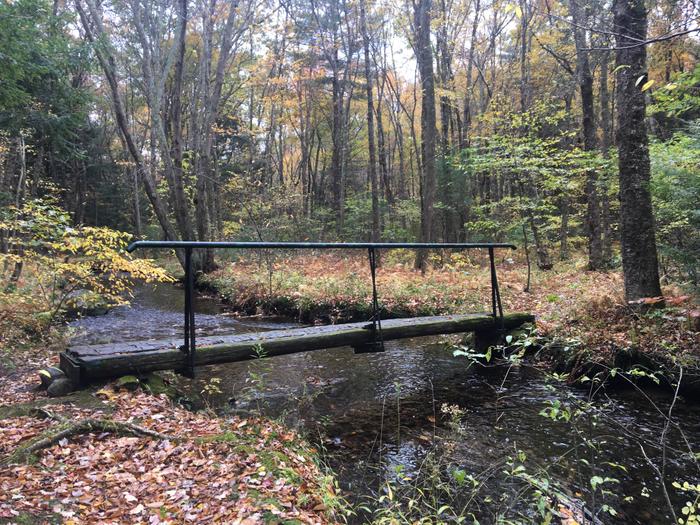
[58,242,535,387]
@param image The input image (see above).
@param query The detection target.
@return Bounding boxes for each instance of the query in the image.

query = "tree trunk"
[9,136,26,284]
[599,50,613,264]
[75,0,182,262]
[462,0,481,147]
[571,0,603,270]
[614,0,662,303]
[196,0,241,272]
[132,168,142,237]
[170,0,189,237]
[559,196,569,260]
[360,0,380,244]
[129,0,194,243]
[518,0,529,114]
[375,74,393,205]
[330,54,345,233]
[413,0,437,271]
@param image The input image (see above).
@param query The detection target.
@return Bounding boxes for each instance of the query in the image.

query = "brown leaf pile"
[0,389,341,524]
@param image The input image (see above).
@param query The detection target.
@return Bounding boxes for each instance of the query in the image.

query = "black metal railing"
[127,241,516,377]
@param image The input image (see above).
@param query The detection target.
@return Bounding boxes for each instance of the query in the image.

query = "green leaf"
[591,475,604,490]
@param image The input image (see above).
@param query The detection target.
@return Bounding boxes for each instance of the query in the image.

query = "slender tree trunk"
[132,168,142,237]
[75,0,182,261]
[559,196,569,260]
[14,136,26,208]
[330,55,345,232]
[196,0,241,272]
[518,0,529,114]
[437,0,451,153]
[9,136,27,283]
[170,0,188,235]
[517,0,551,270]
[571,0,603,270]
[413,0,437,271]
[600,50,613,264]
[360,0,380,243]
[130,0,194,242]
[614,0,662,302]
[390,106,407,200]
[462,0,481,147]
[375,76,393,205]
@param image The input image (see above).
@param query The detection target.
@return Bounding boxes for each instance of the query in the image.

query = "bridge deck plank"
[61,312,534,384]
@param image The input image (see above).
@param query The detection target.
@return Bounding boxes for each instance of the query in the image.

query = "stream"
[70,283,700,524]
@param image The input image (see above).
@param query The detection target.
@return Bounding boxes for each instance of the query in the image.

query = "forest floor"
[200,251,700,386]
[0,371,344,524]
[0,301,345,524]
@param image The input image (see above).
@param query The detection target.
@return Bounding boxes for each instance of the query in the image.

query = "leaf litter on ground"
[0,384,341,524]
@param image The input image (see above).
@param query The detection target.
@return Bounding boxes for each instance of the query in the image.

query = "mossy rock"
[142,373,178,398]
[38,367,65,389]
[47,378,74,397]
[115,374,141,391]
[111,373,181,400]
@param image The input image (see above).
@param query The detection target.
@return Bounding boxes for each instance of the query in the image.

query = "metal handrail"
[127,241,516,251]
[127,240,516,377]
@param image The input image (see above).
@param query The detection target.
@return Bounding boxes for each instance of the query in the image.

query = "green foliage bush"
[456,112,614,249]
[650,122,700,286]
[0,198,172,333]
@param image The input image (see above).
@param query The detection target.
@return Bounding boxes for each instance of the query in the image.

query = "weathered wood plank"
[63,313,534,383]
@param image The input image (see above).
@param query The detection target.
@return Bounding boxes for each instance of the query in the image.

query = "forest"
[1,0,699,521]
[0,0,697,284]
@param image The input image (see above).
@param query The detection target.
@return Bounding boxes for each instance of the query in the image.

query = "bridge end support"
[473,329,503,354]
[352,341,385,354]
[59,352,82,387]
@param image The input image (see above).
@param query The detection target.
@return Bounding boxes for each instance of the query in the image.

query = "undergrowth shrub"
[0,198,172,350]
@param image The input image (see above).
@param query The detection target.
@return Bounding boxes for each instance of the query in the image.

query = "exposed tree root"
[2,412,179,466]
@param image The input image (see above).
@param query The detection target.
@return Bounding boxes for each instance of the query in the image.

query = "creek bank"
[1,319,346,524]
[197,275,436,325]
[198,258,699,399]
[539,340,700,398]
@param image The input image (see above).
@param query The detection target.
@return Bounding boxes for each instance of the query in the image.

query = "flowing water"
[70,284,700,524]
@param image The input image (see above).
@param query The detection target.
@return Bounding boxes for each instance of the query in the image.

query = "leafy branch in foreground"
[0,198,173,327]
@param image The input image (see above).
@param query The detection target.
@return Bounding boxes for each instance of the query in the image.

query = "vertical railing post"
[366,247,384,352]
[368,247,379,333]
[488,247,504,327]
[182,247,196,378]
